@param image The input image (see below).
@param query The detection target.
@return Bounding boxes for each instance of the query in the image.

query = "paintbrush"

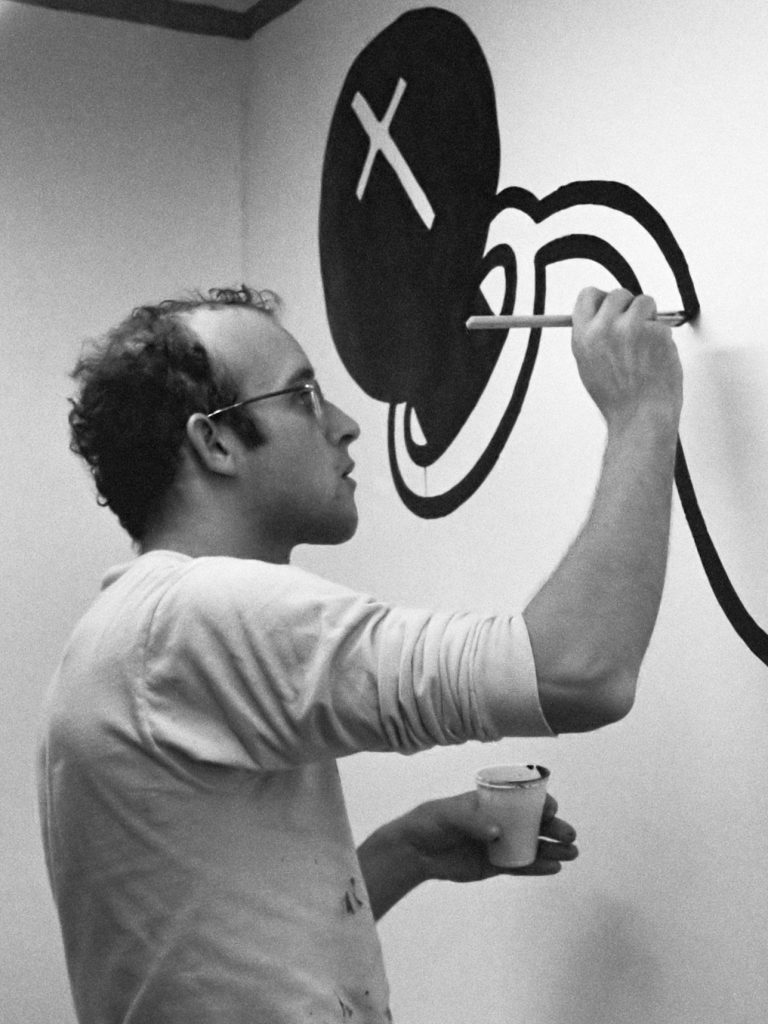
[466,311,692,330]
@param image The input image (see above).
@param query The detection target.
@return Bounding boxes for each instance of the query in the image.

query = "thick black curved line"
[536,234,642,295]
[388,324,541,517]
[494,215,768,665]
[388,185,671,518]
[674,443,768,662]
[493,181,700,320]
[389,179,768,667]
[403,241,518,467]
[534,226,768,666]
[389,231,638,516]
[545,197,768,664]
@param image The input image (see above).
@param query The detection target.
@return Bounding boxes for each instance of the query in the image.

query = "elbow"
[589,668,638,727]
[540,665,639,733]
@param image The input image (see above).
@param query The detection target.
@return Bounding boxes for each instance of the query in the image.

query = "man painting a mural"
[38,279,682,1022]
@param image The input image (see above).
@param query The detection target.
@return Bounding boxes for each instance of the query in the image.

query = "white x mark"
[351,78,435,230]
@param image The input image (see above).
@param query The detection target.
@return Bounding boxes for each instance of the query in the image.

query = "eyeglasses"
[206,381,326,425]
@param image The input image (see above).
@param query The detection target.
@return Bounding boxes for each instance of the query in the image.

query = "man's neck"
[139,519,291,564]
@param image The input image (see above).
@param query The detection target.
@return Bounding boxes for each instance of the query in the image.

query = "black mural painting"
[319,6,768,668]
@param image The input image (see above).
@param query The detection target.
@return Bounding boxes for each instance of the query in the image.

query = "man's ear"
[185,413,238,477]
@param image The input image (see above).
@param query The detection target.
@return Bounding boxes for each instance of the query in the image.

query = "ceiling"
[12,0,306,38]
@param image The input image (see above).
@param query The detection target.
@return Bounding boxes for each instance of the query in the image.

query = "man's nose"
[325,401,361,444]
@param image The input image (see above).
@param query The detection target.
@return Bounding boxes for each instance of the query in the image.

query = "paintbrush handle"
[466,312,689,330]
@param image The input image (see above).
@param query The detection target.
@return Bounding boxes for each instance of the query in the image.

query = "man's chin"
[298,506,358,548]
[325,514,359,546]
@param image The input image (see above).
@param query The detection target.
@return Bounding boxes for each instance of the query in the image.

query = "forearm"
[358,791,578,920]
[525,405,679,732]
[357,819,428,921]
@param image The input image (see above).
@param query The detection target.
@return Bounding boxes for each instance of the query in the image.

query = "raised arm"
[525,287,683,733]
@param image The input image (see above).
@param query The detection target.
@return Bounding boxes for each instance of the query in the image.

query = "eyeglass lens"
[309,382,325,424]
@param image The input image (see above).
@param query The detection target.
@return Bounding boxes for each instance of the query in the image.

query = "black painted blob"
[320,6,506,458]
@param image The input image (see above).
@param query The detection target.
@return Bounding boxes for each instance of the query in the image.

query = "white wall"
[245,2,768,1022]
[0,5,246,1019]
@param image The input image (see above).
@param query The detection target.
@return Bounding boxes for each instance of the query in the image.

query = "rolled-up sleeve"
[141,558,554,771]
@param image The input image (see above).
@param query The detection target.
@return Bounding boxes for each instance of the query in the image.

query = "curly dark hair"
[69,285,277,542]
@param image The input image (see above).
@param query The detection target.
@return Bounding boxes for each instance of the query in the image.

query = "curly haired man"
[38,284,681,1024]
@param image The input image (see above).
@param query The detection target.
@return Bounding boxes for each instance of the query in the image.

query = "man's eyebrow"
[284,366,317,387]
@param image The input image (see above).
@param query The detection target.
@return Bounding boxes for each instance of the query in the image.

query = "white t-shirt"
[38,551,553,1024]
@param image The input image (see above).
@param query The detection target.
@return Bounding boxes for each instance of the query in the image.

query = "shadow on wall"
[546,898,670,1024]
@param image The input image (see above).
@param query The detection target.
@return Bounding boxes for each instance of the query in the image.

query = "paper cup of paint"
[475,764,550,868]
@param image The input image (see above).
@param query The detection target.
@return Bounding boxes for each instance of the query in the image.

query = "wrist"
[605,397,681,439]
[357,817,428,921]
